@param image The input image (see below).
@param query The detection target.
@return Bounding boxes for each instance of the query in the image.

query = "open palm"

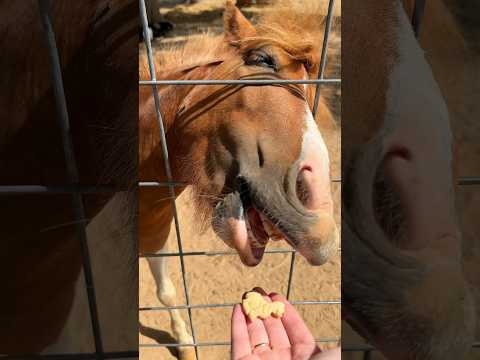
[231,289,340,360]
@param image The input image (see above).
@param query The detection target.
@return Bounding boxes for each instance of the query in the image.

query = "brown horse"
[0,0,137,355]
[343,0,479,359]
[139,0,340,358]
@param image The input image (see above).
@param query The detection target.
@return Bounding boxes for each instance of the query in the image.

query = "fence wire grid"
[1,1,479,360]
[138,0,340,358]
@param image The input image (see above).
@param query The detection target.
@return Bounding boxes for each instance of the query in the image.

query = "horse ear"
[223,0,256,44]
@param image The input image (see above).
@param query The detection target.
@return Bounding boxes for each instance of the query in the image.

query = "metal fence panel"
[2,0,478,359]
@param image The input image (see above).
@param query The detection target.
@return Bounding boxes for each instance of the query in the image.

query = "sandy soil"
[139,1,341,359]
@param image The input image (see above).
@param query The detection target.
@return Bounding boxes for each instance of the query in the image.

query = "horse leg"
[147,253,196,360]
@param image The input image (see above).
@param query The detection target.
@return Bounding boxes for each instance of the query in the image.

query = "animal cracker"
[242,291,285,321]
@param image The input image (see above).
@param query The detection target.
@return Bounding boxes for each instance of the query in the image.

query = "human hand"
[231,288,340,360]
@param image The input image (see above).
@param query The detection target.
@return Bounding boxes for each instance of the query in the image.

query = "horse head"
[142,1,339,266]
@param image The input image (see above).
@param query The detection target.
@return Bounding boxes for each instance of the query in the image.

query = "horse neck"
[0,0,104,141]
[139,60,220,207]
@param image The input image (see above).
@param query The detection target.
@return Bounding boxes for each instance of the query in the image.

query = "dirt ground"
[139,1,341,359]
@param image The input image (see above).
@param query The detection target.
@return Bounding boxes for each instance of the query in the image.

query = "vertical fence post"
[139,0,199,358]
[287,0,337,302]
[37,0,104,357]
[312,0,336,116]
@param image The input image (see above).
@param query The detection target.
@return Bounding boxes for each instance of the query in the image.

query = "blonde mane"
[139,0,340,82]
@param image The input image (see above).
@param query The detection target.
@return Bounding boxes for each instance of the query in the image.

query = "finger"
[231,304,252,360]
[269,293,315,344]
[260,294,290,349]
[247,316,270,355]
[313,347,341,359]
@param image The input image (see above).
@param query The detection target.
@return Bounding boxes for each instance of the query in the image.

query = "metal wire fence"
[139,0,480,358]
[138,0,340,358]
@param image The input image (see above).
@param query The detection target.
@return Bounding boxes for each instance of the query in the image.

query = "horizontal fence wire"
[139,79,340,85]
[2,176,479,195]
[141,249,324,257]
[342,341,480,353]
[139,339,340,348]
[0,351,138,360]
[0,185,123,194]
[140,300,340,312]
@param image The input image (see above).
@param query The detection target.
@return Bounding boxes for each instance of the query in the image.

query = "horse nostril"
[296,166,313,208]
[386,145,411,162]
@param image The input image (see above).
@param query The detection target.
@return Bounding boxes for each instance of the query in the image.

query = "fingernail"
[252,287,267,295]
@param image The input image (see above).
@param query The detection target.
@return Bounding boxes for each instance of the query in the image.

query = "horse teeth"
[260,214,275,236]
[246,217,252,231]
[251,240,265,249]
[263,220,275,236]
[246,226,265,249]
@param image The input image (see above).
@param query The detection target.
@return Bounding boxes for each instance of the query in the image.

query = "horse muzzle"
[212,173,338,266]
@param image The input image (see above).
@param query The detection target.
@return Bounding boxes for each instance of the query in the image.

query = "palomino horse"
[0,0,137,354]
[343,0,479,359]
[139,0,340,358]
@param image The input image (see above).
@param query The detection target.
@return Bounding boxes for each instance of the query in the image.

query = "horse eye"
[303,59,313,72]
[246,52,277,71]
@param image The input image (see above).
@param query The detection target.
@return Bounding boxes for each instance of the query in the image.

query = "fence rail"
[0,352,138,360]
[139,79,341,85]
[0,176,478,195]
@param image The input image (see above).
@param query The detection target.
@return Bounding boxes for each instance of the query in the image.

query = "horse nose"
[293,160,338,265]
[381,142,458,251]
[295,162,333,213]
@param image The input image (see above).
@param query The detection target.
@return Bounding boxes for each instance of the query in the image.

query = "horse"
[0,0,137,354]
[342,0,480,359]
[139,0,340,358]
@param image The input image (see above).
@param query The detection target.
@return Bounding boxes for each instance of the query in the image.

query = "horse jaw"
[343,2,476,359]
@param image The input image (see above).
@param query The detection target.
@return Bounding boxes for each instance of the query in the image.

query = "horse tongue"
[250,243,266,260]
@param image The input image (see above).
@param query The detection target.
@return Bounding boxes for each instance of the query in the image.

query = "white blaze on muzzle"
[382,2,458,255]
[297,105,333,212]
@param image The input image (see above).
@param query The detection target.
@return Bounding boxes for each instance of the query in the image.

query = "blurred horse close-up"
[343,0,480,359]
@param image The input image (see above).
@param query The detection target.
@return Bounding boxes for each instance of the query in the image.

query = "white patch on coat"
[381,2,459,255]
[383,2,454,193]
[385,2,452,170]
[300,105,330,174]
